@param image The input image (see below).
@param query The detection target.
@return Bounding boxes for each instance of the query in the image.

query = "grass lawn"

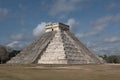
[0,64,120,80]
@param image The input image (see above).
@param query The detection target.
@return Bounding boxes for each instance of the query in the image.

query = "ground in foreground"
[0,64,120,80]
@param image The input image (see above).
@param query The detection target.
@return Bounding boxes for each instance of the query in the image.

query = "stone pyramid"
[7,23,104,64]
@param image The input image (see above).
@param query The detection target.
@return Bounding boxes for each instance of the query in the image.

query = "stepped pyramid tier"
[7,23,104,64]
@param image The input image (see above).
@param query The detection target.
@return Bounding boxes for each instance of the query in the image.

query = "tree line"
[100,55,120,63]
[0,50,20,64]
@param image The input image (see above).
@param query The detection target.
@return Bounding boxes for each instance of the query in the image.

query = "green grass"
[0,64,120,80]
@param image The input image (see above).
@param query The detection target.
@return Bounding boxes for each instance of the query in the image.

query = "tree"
[8,50,20,59]
[0,45,8,64]
[107,55,120,63]
[100,55,120,63]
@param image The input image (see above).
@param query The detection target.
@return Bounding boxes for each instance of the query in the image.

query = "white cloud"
[104,36,120,43]
[8,31,31,50]
[6,41,28,50]
[33,22,51,36]
[50,0,82,15]
[0,8,9,19]
[66,18,78,29]
[91,14,120,26]
[18,4,24,9]
[79,13,120,38]
[0,8,8,16]
[106,3,120,9]
[87,40,120,55]
[20,19,25,26]
[79,24,107,38]
[11,33,27,41]
[18,3,28,10]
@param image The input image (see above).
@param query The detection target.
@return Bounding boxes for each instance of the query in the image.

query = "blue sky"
[0,0,120,55]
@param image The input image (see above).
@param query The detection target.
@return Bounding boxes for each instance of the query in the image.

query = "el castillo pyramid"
[7,23,104,64]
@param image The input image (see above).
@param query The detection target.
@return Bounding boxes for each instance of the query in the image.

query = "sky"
[0,0,120,55]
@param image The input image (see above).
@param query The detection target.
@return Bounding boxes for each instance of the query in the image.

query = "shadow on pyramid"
[7,23,104,64]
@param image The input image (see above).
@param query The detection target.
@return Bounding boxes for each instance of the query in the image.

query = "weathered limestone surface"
[7,23,104,64]
[38,31,67,64]
[7,32,56,64]
[65,31,103,64]
[38,30,103,64]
